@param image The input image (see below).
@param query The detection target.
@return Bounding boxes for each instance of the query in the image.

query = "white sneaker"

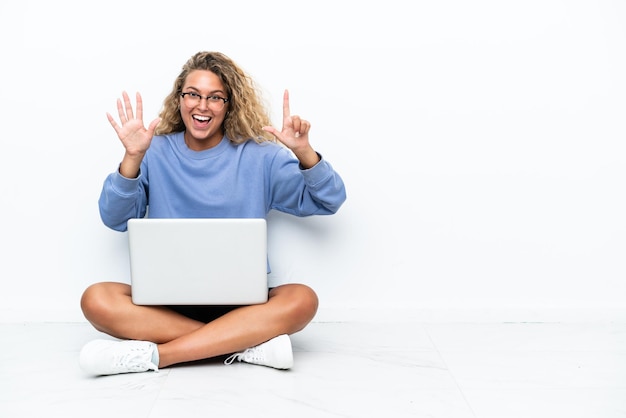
[224,334,293,370]
[79,339,159,376]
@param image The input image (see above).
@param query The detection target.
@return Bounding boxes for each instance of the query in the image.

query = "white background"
[1,0,624,322]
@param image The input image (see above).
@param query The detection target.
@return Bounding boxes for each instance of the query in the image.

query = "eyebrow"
[183,86,226,96]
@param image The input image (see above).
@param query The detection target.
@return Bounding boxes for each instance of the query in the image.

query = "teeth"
[193,115,210,121]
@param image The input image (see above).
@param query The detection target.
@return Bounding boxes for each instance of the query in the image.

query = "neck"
[184,131,223,151]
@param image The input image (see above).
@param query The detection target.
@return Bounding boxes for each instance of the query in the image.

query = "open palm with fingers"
[107,91,161,157]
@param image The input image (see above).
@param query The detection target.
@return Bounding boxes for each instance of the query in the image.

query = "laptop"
[127,218,268,305]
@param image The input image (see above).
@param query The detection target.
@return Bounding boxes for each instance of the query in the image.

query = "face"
[179,70,229,151]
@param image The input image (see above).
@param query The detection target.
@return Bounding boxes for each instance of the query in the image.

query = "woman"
[79,51,346,375]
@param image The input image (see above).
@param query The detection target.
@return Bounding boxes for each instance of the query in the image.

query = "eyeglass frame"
[179,91,230,109]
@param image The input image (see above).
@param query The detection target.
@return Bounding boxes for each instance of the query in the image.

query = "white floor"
[2,320,626,418]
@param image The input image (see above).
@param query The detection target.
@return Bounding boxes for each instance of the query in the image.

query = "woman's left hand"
[263,90,320,169]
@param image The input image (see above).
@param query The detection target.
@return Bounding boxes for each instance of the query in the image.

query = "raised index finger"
[282,89,291,119]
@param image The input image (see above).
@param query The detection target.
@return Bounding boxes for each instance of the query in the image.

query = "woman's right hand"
[106,91,161,178]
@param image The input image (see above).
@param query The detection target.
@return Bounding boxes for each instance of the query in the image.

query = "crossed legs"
[80,281,318,368]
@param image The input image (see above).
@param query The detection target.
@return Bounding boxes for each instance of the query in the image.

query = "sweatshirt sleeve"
[269,149,347,216]
[98,169,148,232]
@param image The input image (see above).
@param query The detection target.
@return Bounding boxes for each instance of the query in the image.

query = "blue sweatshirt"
[99,132,347,233]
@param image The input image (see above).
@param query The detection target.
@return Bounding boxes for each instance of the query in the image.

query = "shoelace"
[113,346,159,372]
[224,346,260,365]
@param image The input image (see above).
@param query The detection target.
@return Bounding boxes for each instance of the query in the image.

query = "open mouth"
[192,115,212,126]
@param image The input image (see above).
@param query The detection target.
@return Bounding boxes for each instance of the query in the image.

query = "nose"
[197,97,210,110]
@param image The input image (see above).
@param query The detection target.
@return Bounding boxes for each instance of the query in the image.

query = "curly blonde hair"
[155,51,276,144]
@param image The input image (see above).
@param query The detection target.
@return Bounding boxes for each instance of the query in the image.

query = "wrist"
[297,150,321,170]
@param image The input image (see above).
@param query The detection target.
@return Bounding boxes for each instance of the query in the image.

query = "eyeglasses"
[180,92,229,111]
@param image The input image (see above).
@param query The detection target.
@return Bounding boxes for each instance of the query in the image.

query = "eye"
[189,92,201,99]
[208,96,222,102]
